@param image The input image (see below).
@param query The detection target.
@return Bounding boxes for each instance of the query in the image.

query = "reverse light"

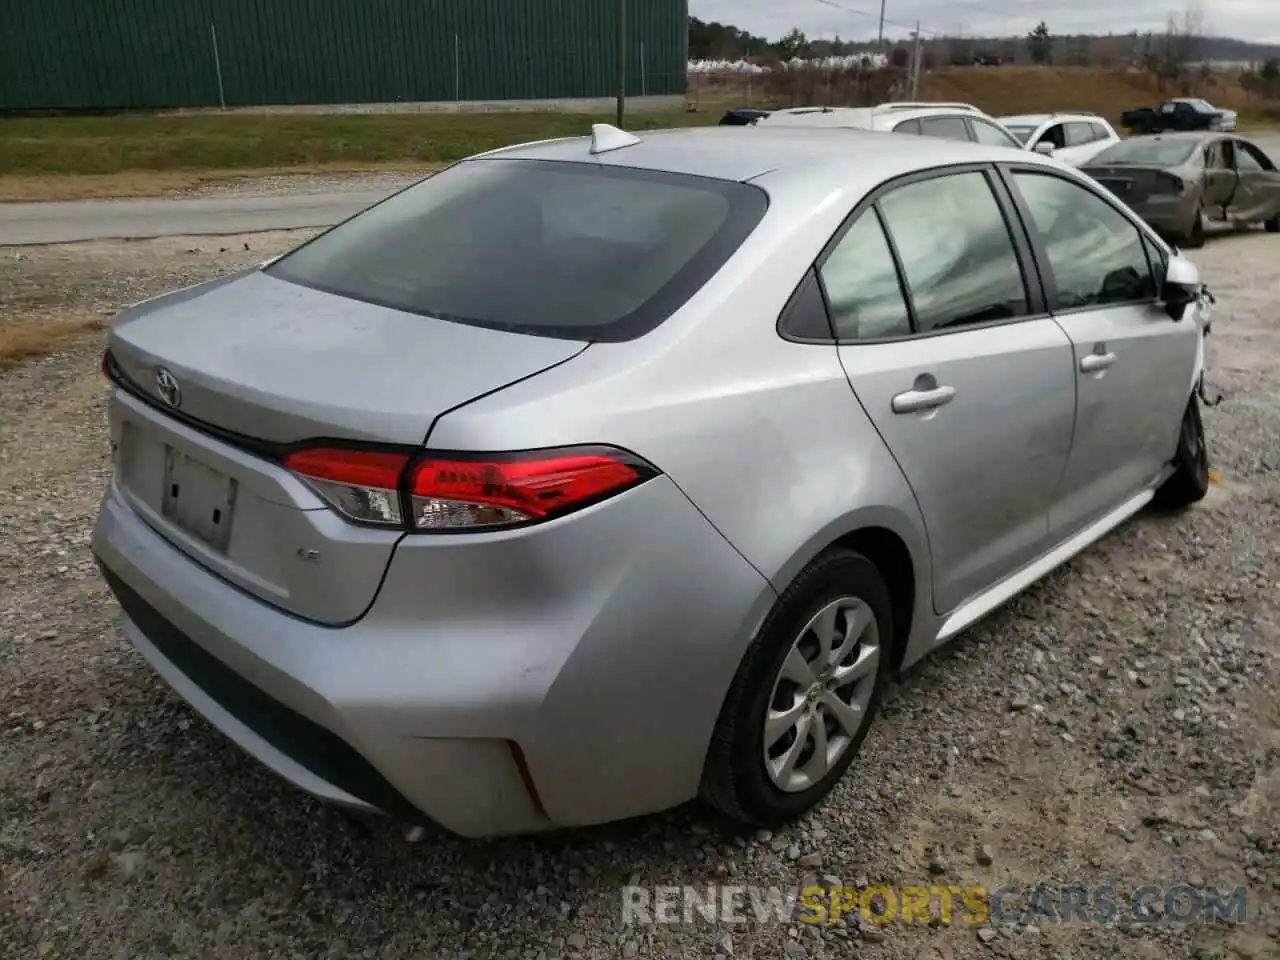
[283,447,408,526]
[282,445,657,532]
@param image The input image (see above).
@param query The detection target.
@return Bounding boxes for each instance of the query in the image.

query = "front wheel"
[1154,395,1210,510]
[1265,214,1279,234]
[701,548,893,827]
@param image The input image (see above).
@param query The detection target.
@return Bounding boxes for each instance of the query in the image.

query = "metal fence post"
[454,34,461,109]
[640,41,646,98]
[210,24,226,109]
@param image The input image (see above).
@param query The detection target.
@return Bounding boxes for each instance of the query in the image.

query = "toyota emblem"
[155,367,182,409]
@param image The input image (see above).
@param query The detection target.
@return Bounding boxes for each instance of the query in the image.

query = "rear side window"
[1064,122,1096,146]
[893,118,923,135]
[1089,121,1112,141]
[819,209,911,340]
[918,116,973,142]
[878,171,1029,333]
[266,159,768,342]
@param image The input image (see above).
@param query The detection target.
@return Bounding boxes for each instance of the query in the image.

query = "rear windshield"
[267,159,769,342]
[1090,138,1198,166]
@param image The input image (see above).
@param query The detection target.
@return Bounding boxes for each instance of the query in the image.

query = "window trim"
[776,162,1050,346]
[996,164,1170,316]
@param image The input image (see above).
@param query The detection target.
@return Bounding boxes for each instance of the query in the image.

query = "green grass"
[0,109,714,176]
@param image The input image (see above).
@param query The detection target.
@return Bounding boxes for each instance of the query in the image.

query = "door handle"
[1079,352,1117,373]
[892,385,956,414]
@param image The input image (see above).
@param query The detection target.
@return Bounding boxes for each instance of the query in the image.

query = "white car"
[756,102,1026,151]
[998,112,1121,166]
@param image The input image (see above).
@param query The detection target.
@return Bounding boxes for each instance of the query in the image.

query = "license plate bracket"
[161,447,238,552]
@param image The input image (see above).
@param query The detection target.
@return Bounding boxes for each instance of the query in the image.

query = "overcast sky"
[690,0,1277,45]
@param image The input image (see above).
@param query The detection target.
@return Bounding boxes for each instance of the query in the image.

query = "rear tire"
[1154,395,1210,510]
[701,548,893,828]
[1265,214,1279,234]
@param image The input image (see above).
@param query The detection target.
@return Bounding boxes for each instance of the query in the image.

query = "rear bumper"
[92,472,772,837]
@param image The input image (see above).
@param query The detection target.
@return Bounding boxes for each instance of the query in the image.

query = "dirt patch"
[0,165,435,203]
[0,316,105,371]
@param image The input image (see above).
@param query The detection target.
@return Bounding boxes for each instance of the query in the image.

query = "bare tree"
[1163,0,1205,78]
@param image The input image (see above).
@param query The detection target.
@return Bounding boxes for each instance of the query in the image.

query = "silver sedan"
[93,124,1213,837]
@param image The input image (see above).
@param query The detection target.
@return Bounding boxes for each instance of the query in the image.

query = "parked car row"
[724,102,1122,167]
[721,99,1278,248]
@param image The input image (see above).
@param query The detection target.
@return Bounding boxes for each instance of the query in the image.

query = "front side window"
[819,210,911,340]
[918,116,973,142]
[1012,172,1157,309]
[877,171,1029,333]
[266,159,768,342]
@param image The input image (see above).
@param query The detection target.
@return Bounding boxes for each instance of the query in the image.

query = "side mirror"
[1162,254,1200,321]
[1033,141,1056,156]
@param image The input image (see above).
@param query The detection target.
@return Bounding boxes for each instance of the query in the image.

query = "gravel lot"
[1,228,1278,960]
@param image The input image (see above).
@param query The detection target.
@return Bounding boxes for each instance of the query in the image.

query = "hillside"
[918,66,1259,118]
[692,66,1274,124]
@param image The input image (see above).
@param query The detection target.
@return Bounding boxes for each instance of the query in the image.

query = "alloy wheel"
[763,597,880,793]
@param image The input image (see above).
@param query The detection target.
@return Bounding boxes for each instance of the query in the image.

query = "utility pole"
[877,0,887,50]
[910,22,922,98]
[616,0,627,126]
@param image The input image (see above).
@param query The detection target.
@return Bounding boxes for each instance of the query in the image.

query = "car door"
[824,166,1077,614]
[1001,167,1200,538]
[1227,139,1280,223]
[1202,139,1238,216]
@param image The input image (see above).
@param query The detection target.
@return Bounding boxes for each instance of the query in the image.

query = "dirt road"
[1,230,1278,959]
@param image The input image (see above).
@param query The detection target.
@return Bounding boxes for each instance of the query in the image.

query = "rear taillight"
[282,445,657,533]
[282,447,409,526]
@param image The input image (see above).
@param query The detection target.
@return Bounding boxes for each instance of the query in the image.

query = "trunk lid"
[108,269,587,446]
[105,269,587,625]
[1082,164,1183,204]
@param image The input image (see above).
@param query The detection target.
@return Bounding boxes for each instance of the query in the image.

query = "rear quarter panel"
[425,172,933,639]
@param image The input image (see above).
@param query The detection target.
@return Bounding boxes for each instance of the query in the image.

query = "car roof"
[1001,113,1106,125]
[758,104,986,129]
[480,124,1057,186]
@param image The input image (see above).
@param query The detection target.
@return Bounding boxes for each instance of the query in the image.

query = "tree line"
[688,14,1280,70]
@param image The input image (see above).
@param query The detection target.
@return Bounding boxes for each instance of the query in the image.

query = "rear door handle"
[892,385,956,414]
[1079,352,1117,373]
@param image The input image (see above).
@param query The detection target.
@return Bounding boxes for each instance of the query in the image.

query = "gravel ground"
[1,229,1278,960]
[162,172,427,200]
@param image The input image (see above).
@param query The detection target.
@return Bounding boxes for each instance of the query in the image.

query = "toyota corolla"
[93,124,1213,837]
